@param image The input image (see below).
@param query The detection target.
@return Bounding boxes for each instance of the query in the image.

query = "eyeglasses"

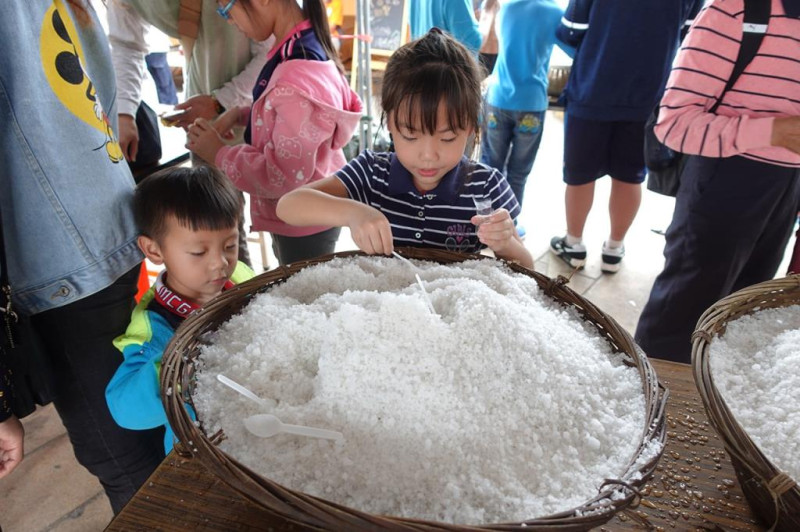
[216,0,237,20]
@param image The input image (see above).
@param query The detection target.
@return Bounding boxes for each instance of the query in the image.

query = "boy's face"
[139,216,239,307]
[388,101,472,192]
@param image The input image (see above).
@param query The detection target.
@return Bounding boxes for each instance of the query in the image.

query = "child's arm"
[277,177,395,255]
[471,209,534,269]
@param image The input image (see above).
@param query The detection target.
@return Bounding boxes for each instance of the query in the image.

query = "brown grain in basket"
[163,248,667,531]
[692,275,800,532]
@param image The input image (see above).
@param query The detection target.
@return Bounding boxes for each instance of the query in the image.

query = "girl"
[187,0,362,265]
[276,29,534,269]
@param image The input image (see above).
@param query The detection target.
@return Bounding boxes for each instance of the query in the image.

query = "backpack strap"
[710,0,771,113]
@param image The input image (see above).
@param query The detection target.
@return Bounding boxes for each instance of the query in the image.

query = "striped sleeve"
[556,0,592,48]
[483,167,521,221]
[655,0,800,166]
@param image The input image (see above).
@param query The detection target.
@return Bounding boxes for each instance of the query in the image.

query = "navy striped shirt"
[335,151,521,252]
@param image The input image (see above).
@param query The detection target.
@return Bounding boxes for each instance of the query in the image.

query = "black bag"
[644,108,686,197]
[0,302,57,418]
[644,0,771,197]
[128,100,163,175]
[0,224,57,419]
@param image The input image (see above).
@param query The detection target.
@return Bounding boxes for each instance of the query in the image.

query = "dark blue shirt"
[556,0,702,121]
[245,26,327,144]
[335,151,520,252]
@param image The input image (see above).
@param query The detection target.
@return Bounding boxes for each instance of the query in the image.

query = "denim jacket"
[0,2,142,315]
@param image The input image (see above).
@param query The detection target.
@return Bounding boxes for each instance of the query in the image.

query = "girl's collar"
[266,19,313,60]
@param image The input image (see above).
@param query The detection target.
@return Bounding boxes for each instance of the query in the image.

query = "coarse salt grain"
[709,305,800,483]
[192,257,646,524]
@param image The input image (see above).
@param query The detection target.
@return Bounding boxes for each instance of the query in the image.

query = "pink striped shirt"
[656,0,800,167]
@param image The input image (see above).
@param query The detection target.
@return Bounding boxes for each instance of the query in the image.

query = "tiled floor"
[1,110,791,531]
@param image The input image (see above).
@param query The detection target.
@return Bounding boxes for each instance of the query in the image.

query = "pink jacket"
[655,0,800,167]
[217,60,362,236]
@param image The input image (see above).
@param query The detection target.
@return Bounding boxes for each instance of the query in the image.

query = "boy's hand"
[471,208,519,253]
[347,205,394,255]
[186,118,225,165]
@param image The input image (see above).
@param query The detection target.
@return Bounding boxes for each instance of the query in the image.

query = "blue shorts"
[563,114,647,185]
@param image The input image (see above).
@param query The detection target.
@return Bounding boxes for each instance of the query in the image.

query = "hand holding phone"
[160,109,186,127]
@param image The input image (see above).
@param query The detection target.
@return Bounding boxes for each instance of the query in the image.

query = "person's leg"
[480,104,514,180]
[32,266,166,514]
[551,115,608,267]
[561,115,609,239]
[608,179,642,241]
[144,52,178,106]
[504,110,545,209]
[635,156,797,363]
[271,227,341,266]
[607,119,647,242]
[731,168,800,292]
[565,182,595,239]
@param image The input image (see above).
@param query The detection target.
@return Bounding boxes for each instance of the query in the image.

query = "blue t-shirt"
[409,0,482,53]
[335,151,520,253]
[487,0,573,112]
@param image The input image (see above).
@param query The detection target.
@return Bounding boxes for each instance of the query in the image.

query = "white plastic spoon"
[391,252,437,315]
[244,413,344,442]
[217,374,277,409]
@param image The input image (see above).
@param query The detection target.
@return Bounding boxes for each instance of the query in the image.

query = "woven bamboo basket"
[162,248,667,531]
[692,275,800,532]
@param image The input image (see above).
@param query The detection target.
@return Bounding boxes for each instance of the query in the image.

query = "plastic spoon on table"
[391,251,436,315]
[217,374,277,409]
[244,413,344,442]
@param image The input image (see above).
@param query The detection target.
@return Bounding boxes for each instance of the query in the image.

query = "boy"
[106,166,254,453]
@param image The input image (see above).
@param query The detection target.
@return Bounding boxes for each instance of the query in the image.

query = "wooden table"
[108,360,765,531]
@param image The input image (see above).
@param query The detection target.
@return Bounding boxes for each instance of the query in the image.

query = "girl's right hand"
[347,205,394,255]
[213,108,243,140]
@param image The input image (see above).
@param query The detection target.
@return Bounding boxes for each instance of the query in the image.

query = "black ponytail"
[304,0,344,74]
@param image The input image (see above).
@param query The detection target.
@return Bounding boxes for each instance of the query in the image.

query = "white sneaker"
[601,242,625,273]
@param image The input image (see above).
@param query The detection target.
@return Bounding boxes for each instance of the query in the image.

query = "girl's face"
[218,0,273,41]
[388,102,473,192]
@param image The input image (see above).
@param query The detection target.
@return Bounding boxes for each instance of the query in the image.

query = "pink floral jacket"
[216,60,362,236]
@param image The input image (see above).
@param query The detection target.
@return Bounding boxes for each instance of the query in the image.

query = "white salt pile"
[193,257,646,524]
[709,305,800,483]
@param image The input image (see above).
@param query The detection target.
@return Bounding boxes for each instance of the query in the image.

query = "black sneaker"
[550,236,587,268]
[601,242,625,273]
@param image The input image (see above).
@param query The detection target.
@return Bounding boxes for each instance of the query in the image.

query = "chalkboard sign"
[370,0,408,56]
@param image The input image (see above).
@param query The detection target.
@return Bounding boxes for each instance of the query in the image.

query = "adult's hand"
[118,113,139,163]
[173,95,221,129]
[0,415,24,479]
[771,116,800,155]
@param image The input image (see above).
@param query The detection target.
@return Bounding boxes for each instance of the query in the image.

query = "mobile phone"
[160,110,186,126]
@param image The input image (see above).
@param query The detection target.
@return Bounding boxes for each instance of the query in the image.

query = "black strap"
[710,0,771,113]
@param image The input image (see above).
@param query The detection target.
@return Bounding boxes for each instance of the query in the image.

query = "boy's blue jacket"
[106,262,254,452]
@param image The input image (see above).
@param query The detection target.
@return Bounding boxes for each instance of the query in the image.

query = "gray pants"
[271,227,341,266]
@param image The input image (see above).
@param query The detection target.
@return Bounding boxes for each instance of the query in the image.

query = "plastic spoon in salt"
[217,374,277,409]
[244,413,344,442]
[391,252,437,315]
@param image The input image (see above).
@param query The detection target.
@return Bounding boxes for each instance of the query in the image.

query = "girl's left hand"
[186,118,225,165]
[471,208,520,252]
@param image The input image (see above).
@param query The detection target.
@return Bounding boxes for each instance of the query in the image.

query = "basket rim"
[691,274,800,530]
[162,248,668,531]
